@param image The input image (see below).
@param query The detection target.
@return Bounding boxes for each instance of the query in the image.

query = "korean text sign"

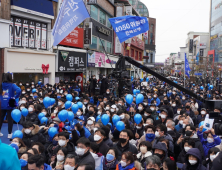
[52,0,90,46]
[58,51,87,72]
[109,16,149,43]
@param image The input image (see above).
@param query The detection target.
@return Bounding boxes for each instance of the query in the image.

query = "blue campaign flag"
[52,0,90,46]
[185,53,191,78]
[109,16,149,43]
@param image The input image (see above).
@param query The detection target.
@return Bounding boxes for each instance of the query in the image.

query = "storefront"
[4,48,56,84]
[56,47,87,85]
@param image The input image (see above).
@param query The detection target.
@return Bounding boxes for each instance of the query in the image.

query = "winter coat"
[177,149,187,164]
[0,82,21,110]
[0,139,20,170]
[22,124,46,148]
[197,130,221,157]
[133,126,145,140]
[76,150,95,170]
[100,78,109,94]
[90,78,97,92]
[152,134,174,152]
[191,135,206,159]
[103,159,118,170]
[210,151,222,170]
[18,146,27,158]
[20,113,39,126]
[137,151,152,169]
[43,163,52,170]
[104,138,113,147]
[153,142,168,162]
[53,142,76,155]
[182,148,207,170]
[114,141,138,160]
[98,141,110,156]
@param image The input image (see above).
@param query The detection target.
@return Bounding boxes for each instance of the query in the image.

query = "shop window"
[90,36,97,49]
[107,41,112,53]
[100,10,106,25]
[91,5,98,21]
[125,49,129,56]
[107,16,112,29]
[99,39,105,52]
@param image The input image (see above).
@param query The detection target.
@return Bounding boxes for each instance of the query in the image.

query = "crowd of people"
[1,72,222,170]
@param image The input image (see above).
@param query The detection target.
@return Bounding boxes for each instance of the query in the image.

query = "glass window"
[100,10,106,25]
[91,5,98,21]
[107,41,112,53]
[99,39,105,52]
[107,16,112,29]
[90,36,97,49]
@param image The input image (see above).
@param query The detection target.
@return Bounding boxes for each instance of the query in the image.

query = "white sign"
[197,43,207,49]
[125,6,132,15]
[115,36,122,53]
[116,6,123,17]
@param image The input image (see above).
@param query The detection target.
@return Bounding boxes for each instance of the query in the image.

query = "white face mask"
[177,110,180,114]
[172,104,176,107]
[57,155,64,161]
[160,114,166,119]
[58,140,66,147]
[97,111,102,115]
[75,147,85,156]
[84,102,88,105]
[54,110,58,114]
[210,155,216,162]
[182,97,185,100]
[30,94,33,96]
[144,103,147,105]
[120,114,125,119]
[107,92,110,94]
[167,127,172,131]
[64,164,75,170]
[87,120,93,125]
[111,109,115,112]
[120,161,127,167]
[58,102,62,106]
[144,113,149,117]
[184,147,191,152]
[153,95,157,98]
[106,107,110,110]
[20,107,25,111]
[201,111,205,115]
[138,107,143,110]
[94,134,101,141]
[179,120,183,125]
[155,131,160,137]
[136,126,142,129]
[150,107,155,111]
[76,112,81,116]
[189,160,197,165]
[25,129,31,134]
[93,127,98,133]
[28,108,33,112]
[207,138,214,143]
[22,92,26,94]
[183,124,186,128]
[163,94,166,96]
[42,112,47,116]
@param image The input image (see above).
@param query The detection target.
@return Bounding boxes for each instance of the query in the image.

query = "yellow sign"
[211,34,218,40]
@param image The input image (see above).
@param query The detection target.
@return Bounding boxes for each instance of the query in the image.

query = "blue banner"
[185,53,191,78]
[109,16,149,43]
[52,0,90,46]
[196,52,199,65]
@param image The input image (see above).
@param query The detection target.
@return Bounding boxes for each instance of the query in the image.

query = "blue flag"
[109,16,149,43]
[52,0,90,46]
[196,52,199,65]
[185,53,191,78]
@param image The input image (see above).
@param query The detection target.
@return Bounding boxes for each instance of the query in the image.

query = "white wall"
[0,19,10,48]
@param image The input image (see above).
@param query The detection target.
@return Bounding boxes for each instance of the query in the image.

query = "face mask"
[186,105,190,109]
[57,96,61,99]
[183,124,186,128]
[144,113,149,117]
[160,114,166,119]
[97,111,102,115]
[140,146,147,154]
[58,102,62,106]
[154,153,164,160]
[201,111,205,115]
[93,127,98,133]
[167,127,172,131]
[172,104,176,107]
[182,97,185,100]
[107,92,110,94]
[207,138,214,143]
[27,89,30,91]
[150,108,155,111]
[84,102,88,105]
[136,126,142,129]
[146,133,155,139]
[22,92,25,94]
[177,111,180,114]
[210,155,216,162]
[120,161,127,167]
[144,103,147,105]
[185,131,193,137]
[179,120,183,125]
[153,95,157,98]
[111,109,115,112]
[75,147,85,156]
[155,131,160,137]
[54,110,58,114]
[20,107,25,111]
[163,94,166,96]
[64,164,75,170]
[106,154,115,162]
[76,112,81,116]
[184,147,191,152]
[30,94,33,97]
[120,114,125,119]
[52,140,58,146]
[20,159,28,167]
[189,160,197,165]
[58,140,66,146]
[103,101,107,103]
[94,135,101,141]
[119,138,127,144]
[138,107,143,110]
[42,112,47,116]
[57,155,64,161]
[106,107,110,110]
[39,100,43,103]
[11,142,19,146]
[25,129,31,134]
[87,120,93,125]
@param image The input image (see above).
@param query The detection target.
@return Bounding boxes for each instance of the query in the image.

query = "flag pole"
[184,53,186,88]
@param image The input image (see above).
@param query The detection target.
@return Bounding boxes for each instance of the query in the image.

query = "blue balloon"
[133,89,137,95]
[134,114,142,124]
[68,111,74,121]
[21,108,28,117]
[12,130,23,139]
[43,97,51,108]
[32,88,36,93]
[101,114,110,125]
[146,78,149,82]
[96,115,101,122]
[38,113,45,121]
[66,94,73,101]
[198,121,207,132]
[131,76,133,78]
[140,78,143,82]
[112,115,120,125]
[116,121,125,132]
[193,84,195,86]
[11,109,21,123]
[58,110,68,122]
[136,89,140,94]
[77,102,83,108]
[38,81,41,85]
[48,127,58,138]
[208,83,210,86]
[136,94,144,104]
[75,97,80,100]
[71,104,79,114]
[125,94,133,104]
[65,101,72,109]
[50,98,56,105]
[41,117,48,124]
[200,86,204,90]
[210,85,213,89]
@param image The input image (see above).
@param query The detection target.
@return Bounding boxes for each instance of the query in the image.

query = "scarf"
[118,162,135,170]
[105,159,116,168]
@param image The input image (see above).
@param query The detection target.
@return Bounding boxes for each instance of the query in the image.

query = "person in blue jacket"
[197,125,221,157]
[28,154,52,170]
[0,73,21,138]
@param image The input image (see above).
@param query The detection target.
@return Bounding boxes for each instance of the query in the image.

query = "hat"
[9,143,19,153]
[62,126,72,131]
[161,108,168,114]
[145,108,152,114]
[53,117,61,123]
[76,115,85,121]
[88,117,95,122]
[201,108,206,111]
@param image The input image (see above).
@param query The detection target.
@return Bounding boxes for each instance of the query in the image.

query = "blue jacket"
[197,130,221,157]
[175,123,183,132]
[0,82,21,110]
[44,163,52,170]
[151,97,160,106]
[0,139,20,170]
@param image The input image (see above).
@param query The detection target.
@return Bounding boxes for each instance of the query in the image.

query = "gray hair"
[145,155,161,167]
[147,118,153,124]
[64,154,77,163]
[168,120,175,127]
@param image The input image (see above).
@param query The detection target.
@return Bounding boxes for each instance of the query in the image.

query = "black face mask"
[186,105,190,109]
[154,153,164,160]
[185,130,193,137]
[147,168,156,170]
[164,100,168,105]
[88,111,94,116]
[119,138,127,144]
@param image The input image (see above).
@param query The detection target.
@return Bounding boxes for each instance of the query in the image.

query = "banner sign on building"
[88,52,95,67]
[84,22,92,46]
[10,16,47,49]
[58,51,87,72]
[109,16,149,43]
[125,6,132,15]
[95,52,105,67]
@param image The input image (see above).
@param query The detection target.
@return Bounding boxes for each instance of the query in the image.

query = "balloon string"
[17,123,19,130]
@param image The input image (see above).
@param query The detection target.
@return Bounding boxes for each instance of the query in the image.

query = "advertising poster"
[35,22,41,49]
[88,52,95,67]
[14,17,22,46]
[29,21,35,48]
[95,52,105,67]
[22,19,29,47]
[41,24,47,49]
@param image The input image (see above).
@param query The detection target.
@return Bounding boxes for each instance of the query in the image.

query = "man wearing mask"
[94,128,109,155]
[89,75,97,96]
[63,154,76,170]
[114,129,138,160]
[58,98,65,110]
[19,104,38,126]
[153,142,168,163]
[100,74,109,95]
[75,137,95,170]
[155,109,168,125]
[151,93,160,106]
[185,102,195,120]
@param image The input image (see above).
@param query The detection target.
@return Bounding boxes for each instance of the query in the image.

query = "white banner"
[125,6,132,15]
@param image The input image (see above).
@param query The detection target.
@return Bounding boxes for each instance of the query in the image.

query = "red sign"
[59,27,84,48]
[131,37,144,50]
